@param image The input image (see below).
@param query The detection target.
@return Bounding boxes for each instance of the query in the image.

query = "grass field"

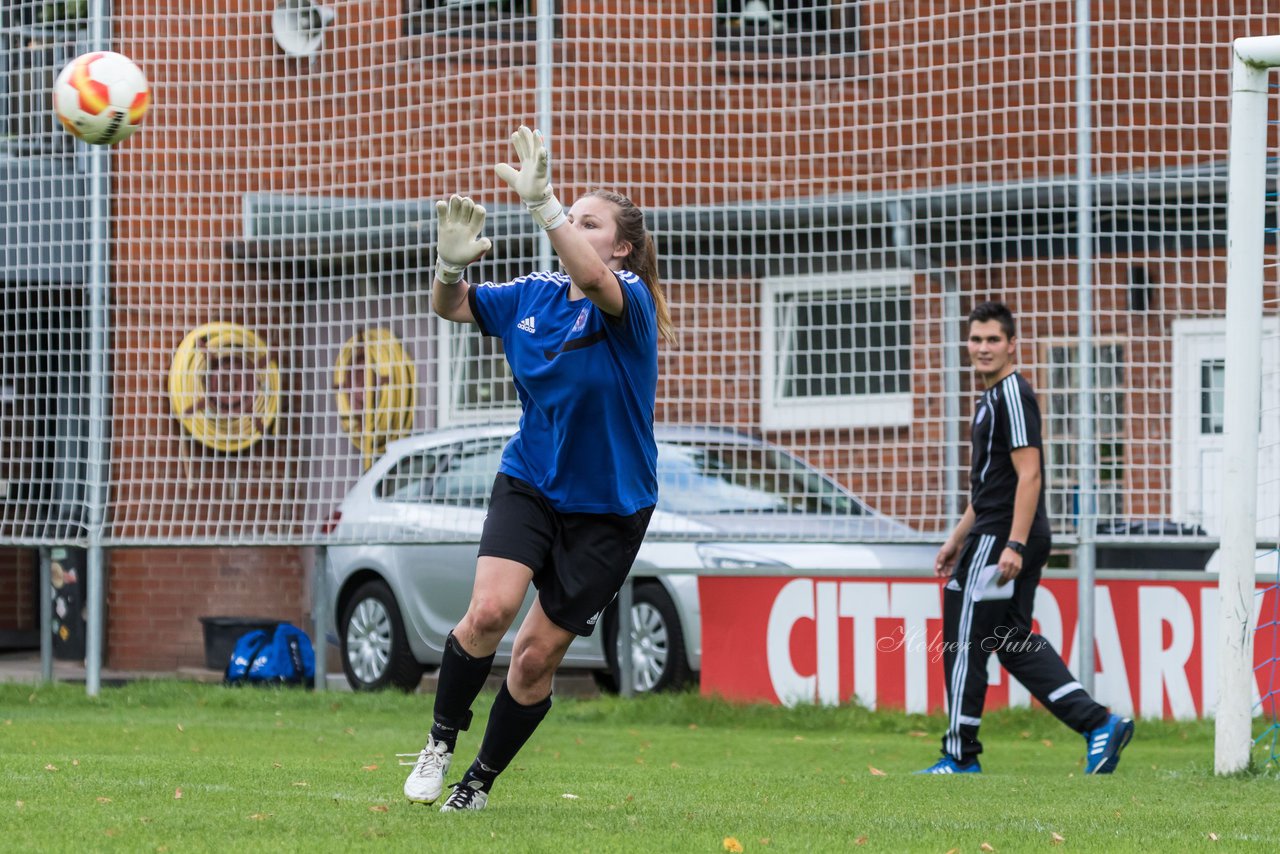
[1,680,1275,852]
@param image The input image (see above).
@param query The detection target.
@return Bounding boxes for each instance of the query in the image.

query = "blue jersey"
[467,270,659,514]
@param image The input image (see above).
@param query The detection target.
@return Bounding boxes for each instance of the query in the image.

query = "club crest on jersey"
[518,316,536,334]
[572,306,589,333]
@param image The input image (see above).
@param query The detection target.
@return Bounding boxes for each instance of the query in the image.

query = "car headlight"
[695,544,792,570]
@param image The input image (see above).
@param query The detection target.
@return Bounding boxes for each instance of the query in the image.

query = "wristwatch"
[1005,540,1026,556]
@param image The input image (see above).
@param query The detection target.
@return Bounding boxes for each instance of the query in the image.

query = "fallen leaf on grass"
[361,764,378,772]
[1041,739,1053,748]
[868,766,886,776]
[292,781,309,787]
[945,848,960,854]
[174,788,183,800]
[722,838,744,853]
[688,724,698,730]
[44,764,57,772]
[1051,832,1065,844]
[96,797,112,804]
[272,762,281,769]
[980,844,995,852]
[671,762,681,769]
[15,800,24,809]
[793,735,805,741]
[72,759,80,766]
[758,839,771,846]
[369,805,388,813]
[854,836,868,845]
[1208,833,1220,842]
[908,730,929,738]
[177,724,184,733]
[248,813,272,820]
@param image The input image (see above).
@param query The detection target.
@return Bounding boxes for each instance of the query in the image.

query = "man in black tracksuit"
[917,301,1134,775]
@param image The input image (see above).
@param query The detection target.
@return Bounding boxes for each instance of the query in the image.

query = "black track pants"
[939,533,1110,763]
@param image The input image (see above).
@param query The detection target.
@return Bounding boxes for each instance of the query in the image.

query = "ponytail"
[584,190,676,345]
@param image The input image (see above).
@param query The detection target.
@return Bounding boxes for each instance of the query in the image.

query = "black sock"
[465,681,552,791]
[430,632,495,752]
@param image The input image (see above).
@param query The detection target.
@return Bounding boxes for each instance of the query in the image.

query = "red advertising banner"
[699,575,1280,720]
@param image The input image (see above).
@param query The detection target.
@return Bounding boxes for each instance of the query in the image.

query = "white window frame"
[435,317,520,428]
[760,271,913,430]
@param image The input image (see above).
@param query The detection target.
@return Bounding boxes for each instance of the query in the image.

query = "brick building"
[2,2,1278,669]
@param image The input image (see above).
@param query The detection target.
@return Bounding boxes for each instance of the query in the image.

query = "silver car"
[324,425,936,693]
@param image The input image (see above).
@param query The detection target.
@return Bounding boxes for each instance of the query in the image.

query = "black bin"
[50,547,92,661]
[199,616,281,671]
[1094,520,1216,571]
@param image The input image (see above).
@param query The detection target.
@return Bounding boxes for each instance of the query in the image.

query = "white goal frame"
[1217,34,1280,775]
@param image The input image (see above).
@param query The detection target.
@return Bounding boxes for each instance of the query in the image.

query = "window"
[657,441,869,516]
[1199,359,1225,435]
[2,1,84,154]
[376,439,506,507]
[715,1,859,58]
[436,320,520,426]
[403,0,554,42]
[1043,343,1126,526]
[377,450,444,502]
[428,441,505,506]
[762,272,913,429]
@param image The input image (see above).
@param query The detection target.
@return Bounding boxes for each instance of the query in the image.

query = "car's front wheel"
[597,583,692,694]
[340,580,425,692]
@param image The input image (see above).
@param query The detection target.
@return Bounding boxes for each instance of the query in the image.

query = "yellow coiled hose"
[334,327,417,470]
[168,322,280,453]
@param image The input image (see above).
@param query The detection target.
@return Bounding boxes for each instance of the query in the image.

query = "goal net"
[2,3,1278,552]
[5,4,1280,705]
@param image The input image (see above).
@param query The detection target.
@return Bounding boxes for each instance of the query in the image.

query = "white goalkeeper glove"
[495,126,567,231]
[434,194,492,284]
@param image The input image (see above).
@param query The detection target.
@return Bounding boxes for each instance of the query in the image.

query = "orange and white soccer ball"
[52,51,150,146]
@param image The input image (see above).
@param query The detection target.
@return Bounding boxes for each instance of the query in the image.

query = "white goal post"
[1217,34,1280,775]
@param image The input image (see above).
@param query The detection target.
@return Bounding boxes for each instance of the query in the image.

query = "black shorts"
[478,473,655,636]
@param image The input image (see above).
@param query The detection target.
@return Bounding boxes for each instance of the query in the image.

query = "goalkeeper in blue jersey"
[402,127,674,812]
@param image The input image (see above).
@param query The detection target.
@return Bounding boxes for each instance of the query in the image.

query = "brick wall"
[0,547,36,635]
[106,547,307,670]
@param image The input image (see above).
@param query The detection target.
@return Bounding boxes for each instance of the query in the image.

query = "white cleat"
[399,735,452,804]
[440,779,488,812]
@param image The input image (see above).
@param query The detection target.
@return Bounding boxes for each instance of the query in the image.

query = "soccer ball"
[52,51,150,146]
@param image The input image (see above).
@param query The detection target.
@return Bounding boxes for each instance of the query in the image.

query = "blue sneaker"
[915,755,982,774]
[1084,714,1134,774]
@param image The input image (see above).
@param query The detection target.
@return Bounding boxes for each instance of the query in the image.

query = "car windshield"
[656,442,867,516]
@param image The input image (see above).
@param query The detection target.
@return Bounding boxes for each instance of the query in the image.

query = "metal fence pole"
[1073,0,1097,694]
[312,545,329,692]
[82,0,112,698]
[617,576,634,698]
[39,548,52,683]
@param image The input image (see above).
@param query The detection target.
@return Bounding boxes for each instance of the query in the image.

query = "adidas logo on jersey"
[518,316,536,333]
